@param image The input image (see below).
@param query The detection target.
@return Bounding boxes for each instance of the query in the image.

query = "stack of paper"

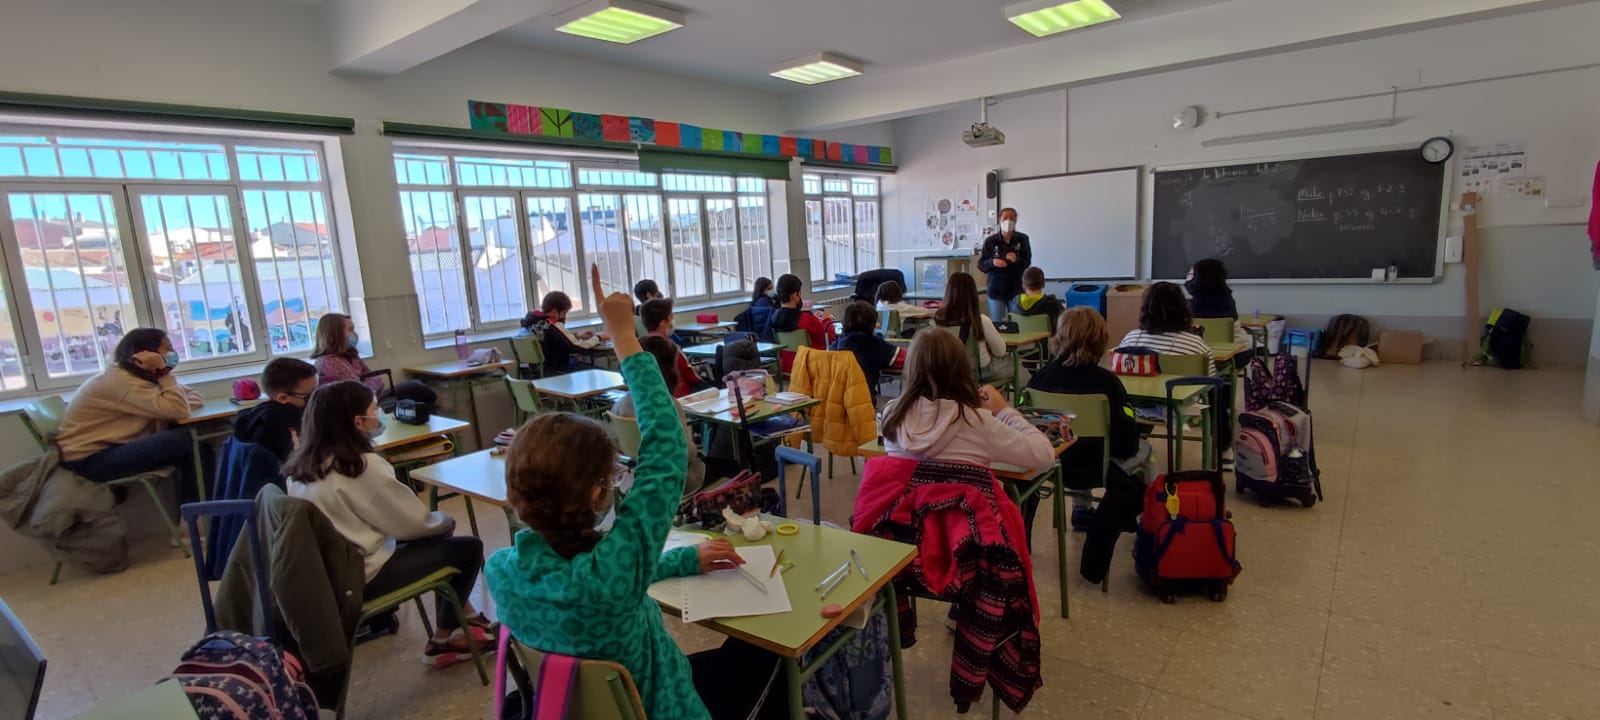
[649,544,791,623]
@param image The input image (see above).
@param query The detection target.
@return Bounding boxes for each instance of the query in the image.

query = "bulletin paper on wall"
[1458,143,1526,196]
[921,185,982,249]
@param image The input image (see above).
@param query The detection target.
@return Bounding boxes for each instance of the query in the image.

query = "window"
[396,147,771,336]
[0,128,348,394]
[803,173,881,283]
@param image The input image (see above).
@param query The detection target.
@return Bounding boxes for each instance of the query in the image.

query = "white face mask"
[1000,219,1016,234]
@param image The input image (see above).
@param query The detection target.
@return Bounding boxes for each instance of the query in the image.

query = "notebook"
[649,543,792,623]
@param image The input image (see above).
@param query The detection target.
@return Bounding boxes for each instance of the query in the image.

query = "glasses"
[284,392,311,400]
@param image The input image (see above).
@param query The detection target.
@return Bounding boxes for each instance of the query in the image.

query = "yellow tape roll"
[775,523,800,536]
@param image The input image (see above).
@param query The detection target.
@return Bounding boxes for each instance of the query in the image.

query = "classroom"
[0,0,1598,717]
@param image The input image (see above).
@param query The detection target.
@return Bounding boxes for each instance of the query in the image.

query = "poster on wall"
[1458,142,1526,196]
[920,185,982,249]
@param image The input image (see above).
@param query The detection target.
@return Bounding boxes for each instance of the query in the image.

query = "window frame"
[0,125,350,396]
[803,172,883,283]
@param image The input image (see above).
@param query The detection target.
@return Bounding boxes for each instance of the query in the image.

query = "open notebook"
[649,531,791,623]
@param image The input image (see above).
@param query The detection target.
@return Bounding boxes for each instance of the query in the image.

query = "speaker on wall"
[986,171,999,199]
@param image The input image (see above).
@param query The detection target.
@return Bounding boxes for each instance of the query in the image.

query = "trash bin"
[1105,284,1146,345]
[1064,283,1109,316]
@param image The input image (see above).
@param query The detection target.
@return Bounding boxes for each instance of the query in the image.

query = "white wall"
[885,3,1600,364]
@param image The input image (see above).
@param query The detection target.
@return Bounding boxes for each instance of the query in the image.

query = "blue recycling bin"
[1064,283,1108,316]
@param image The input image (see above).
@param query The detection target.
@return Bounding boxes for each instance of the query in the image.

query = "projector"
[962,123,1006,147]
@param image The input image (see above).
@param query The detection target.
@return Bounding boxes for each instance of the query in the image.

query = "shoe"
[1070,506,1094,532]
[110,485,130,505]
[420,624,498,669]
[354,611,399,645]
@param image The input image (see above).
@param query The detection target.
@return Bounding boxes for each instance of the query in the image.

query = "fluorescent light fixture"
[770,53,864,85]
[1006,0,1121,37]
[1200,118,1399,147]
[554,0,684,45]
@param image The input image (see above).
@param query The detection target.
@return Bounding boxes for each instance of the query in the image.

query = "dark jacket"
[232,401,302,463]
[852,268,906,304]
[1186,281,1239,320]
[1007,293,1065,331]
[734,295,778,341]
[521,310,577,373]
[218,484,363,694]
[0,446,127,573]
[207,438,285,578]
[976,231,1032,301]
[831,330,899,391]
[1027,361,1140,490]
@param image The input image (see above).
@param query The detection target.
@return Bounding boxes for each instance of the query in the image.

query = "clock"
[1420,136,1454,164]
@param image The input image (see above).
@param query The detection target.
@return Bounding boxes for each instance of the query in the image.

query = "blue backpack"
[170,632,318,720]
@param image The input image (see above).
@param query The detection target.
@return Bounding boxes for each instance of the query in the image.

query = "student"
[1027,308,1150,530]
[1008,267,1065,331]
[233,357,317,462]
[880,329,1055,474]
[521,291,602,375]
[874,280,928,318]
[56,328,206,501]
[1186,258,1239,320]
[769,274,827,373]
[831,300,904,393]
[613,335,742,496]
[1117,282,1215,375]
[312,313,383,395]
[284,380,492,667]
[488,286,782,720]
[734,277,777,340]
[633,278,664,310]
[934,272,1023,386]
[639,298,699,397]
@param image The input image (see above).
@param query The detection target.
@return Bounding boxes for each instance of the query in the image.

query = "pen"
[850,549,868,580]
[819,569,848,601]
[736,564,770,594]
[814,561,851,591]
[769,548,786,578]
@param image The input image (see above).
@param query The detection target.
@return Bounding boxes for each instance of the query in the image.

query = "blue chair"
[207,439,283,579]
[183,499,273,639]
[774,446,822,523]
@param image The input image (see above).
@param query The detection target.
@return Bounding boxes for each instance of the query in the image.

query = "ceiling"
[495,0,1221,91]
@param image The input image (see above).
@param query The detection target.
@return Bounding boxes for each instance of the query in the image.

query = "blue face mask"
[162,351,181,370]
[348,333,360,349]
[363,414,386,439]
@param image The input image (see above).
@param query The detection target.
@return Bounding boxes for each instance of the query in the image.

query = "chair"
[0,599,46,720]
[1022,391,1113,609]
[1153,353,1221,470]
[182,499,272,638]
[878,309,902,339]
[13,400,189,585]
[338,568,486,718]
[504,376,544,426]
[1009,313,1053,367]
[605,412,642,462]
[774,446,822,523]
[360,369,397,412]
[509,334,546,379]
[774,329,811,387]
[506,637,646,720]
[1195,317,1235,344]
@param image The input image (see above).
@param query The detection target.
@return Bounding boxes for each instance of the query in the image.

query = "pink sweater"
[315,353,385,395]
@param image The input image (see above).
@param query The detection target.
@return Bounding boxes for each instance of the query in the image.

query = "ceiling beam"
[783,0,1583,130]
[329,0,561,76]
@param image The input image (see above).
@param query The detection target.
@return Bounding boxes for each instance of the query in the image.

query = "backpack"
[1234,401,1322,507]
[170,632,319,720]
[1474,308,1533,370]
[1133,470,1240,603]
[1243,352,1305,411]
[1314,314,1370,359]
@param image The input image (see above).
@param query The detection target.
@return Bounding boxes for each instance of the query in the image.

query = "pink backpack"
[494,631,581,720]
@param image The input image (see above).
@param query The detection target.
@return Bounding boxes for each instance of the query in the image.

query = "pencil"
[769,548,786,578]
[736,564,769,594]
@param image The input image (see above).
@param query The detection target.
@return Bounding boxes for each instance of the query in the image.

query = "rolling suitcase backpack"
[1133,470,1241,603]
[1234,401,1323,507]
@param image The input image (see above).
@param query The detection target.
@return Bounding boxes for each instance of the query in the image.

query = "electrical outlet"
[1443,236,1463,263]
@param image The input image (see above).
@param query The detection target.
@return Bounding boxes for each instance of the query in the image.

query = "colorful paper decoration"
[572,112,603,141]
[601,114,631,142]
[467,100,893,166]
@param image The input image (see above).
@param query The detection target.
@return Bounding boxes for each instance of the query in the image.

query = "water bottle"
[454,329,468,360]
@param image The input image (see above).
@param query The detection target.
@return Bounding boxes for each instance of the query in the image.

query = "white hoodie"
[882,397,1057,475]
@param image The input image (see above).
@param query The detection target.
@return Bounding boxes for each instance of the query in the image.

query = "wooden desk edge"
[409,470,510,508]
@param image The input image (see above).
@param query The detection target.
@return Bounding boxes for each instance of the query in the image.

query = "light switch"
[1443,236,1463,263]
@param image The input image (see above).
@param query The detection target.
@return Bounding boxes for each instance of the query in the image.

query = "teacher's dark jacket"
[977,231,1032,301]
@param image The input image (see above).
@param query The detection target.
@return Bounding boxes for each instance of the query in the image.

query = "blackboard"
[1151,149,1446,280]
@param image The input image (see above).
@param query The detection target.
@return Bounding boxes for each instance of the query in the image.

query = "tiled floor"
[7,362,1600,719]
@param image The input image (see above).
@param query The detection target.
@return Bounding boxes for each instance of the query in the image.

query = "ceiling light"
[770,53,864,85]
[1005,0,1121,37]
[553,0,684,45]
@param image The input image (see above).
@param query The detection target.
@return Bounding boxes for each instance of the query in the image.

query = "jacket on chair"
[788,346,878,457]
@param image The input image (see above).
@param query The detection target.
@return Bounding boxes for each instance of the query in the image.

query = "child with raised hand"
[487,267,772,720]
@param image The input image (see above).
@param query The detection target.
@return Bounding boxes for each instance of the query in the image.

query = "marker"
[818,569,848,601]
[850,549,868,580]
[814,561,851,591]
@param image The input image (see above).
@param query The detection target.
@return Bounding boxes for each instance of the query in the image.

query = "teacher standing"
[976,207,1033,321]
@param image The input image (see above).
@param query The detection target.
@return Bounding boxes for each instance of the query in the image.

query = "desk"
[177,398,244,501]
[656,519,916,720]
[904,292,942,302]
[681,341,781,360]
[677,321,736,343]
[373,412,471,452]
[405,359,517,449]
[998,331,1051,399]
[72,680,199,720]
[1120,374,1218,471]
[409,449,514,543]
[682,390,819,465]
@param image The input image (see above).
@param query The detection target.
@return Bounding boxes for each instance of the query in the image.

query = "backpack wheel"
[1208,586,1228,602]
[1158,591,1177,604]
[1300,493,1317,509]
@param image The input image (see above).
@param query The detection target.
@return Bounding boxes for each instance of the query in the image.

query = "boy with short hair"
[1008,266,1065,331]
[831,301,904,395]
[521,291,602,374]
[640,298,699,397]
[233,357,318,462]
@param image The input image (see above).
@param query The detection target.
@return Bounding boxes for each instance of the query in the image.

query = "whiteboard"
[998,167,1139,279]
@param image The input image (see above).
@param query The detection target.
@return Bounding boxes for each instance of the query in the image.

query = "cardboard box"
[1105,284,1147,349]
[1379,330,1424,364]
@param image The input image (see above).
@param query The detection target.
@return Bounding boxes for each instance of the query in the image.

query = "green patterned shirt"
[486,353,709,719]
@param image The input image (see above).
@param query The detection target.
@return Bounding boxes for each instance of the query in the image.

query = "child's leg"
[689,638,787,720]
[366,535,485,636]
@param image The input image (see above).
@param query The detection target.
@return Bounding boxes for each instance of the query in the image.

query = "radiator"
[815,296,853,313]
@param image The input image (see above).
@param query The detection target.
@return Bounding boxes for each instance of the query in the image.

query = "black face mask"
[1185,278,1200,295]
